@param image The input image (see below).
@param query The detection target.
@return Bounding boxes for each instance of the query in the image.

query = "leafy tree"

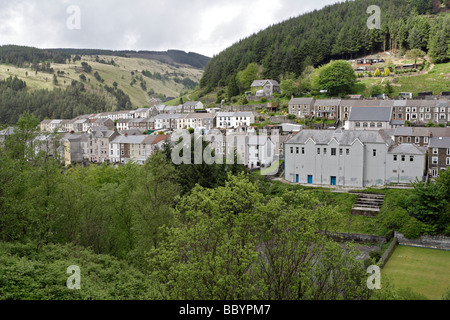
[374,68,381,77]
[407,179,448,234]
[227,74,240,98]
[318,60,356,96]
[149,174,371,300]
[405,49,426,68]
[237,63,259,91]
[280,78,299,97]
[370,85,384,97]
[384,81,394,96]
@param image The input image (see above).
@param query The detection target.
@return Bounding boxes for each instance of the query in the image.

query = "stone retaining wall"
[395,232,450,250]
[319,231,387,244]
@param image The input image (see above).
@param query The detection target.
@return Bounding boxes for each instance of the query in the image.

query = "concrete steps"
[351,193,385,217]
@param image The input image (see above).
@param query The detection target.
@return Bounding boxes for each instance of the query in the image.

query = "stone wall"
[395,232,450,250]
[379,238,398,267]
[319,231,387,244]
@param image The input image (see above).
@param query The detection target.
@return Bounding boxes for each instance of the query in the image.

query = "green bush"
[369,250,382,262]
[384,208,410,230]
[400,217,423,239]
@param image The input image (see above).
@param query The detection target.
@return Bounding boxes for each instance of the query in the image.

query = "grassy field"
[382,245,450,300]
[356,62,450,97]
[0,55,203,108]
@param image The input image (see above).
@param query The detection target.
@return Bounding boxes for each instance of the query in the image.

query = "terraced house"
[288,98,315,118]
[428,137,450,178]
[284,129,426,187]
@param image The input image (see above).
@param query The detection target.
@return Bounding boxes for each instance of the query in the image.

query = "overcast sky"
[0,0,340,57]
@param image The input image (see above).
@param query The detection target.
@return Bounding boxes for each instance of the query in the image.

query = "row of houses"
[40,110,259,134]
[289,98,450,126]
[63,128,285,169]
[284,127,450,187]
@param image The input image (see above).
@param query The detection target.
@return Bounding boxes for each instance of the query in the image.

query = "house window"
[410,156,414,162]
[447,158,450,166]
[363,123,368,128]
[393,155,398,161]
[377,123,382,128]
[373,149,377,157]
[296,147,299,154]
[356,122,361,127]
[323,148,327,155]
[302,147,305,155]
[317,148,321,155]
[424,137,429,144]
[331,148,336,156]
[346,149,350,155]
[415,137,420,144]
[339,149,343,156]
[432,157,438,165]
[401,155,406,162]
[447,148,450,156]
[290,147,294,154]
[370,123,375,128]
[433,148,438,155]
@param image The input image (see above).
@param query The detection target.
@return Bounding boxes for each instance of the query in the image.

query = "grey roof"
[393,127,450,137]
[155,113,187,120]
[111,135,147,144]
[289,98,315,105]
[314,99,341,107]
[90,130,116,138]
[348,107,392,122]
[248,136,271,146]
[393,100,407,107]
[429,137,450,148]
[186,113,215,119]
[388,143,426,155]
[285,129,388,146]
[406,100,436,107]
[390,119,406,125]
[184,101,202,106]
[251,79,279,87]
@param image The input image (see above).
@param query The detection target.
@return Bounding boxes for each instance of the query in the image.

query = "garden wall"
[395,232,450,250]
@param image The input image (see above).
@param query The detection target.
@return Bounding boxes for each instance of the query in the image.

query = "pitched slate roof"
[388,143,426,155]
[348,107,392,122]
[289,98,315,105]
[429,137,450,148]
[285,129,389,146]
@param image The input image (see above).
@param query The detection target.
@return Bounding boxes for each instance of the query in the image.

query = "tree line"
[0,45,70,68]
[200,0,449,91]
[0,78,126,125]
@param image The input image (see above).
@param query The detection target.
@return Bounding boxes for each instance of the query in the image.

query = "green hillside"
[0,54,203,108]
[200,0,450,92]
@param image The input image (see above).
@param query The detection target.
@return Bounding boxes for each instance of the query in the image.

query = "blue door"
[308,175,313,184]
[296,174,299,183]
[331,176,337,186]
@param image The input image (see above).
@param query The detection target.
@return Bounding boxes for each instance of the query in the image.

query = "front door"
[331,176,337,186]
[296,174,299,183]
[308,175,313,184]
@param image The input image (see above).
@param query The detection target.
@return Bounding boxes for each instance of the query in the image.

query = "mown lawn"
[382,246,450,300]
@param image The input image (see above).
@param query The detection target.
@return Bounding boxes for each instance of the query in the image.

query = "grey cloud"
[0,0,339,57]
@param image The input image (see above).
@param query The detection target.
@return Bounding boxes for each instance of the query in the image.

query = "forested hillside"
[51,49,211,69]
[0,46,205,124]
[200,0,450,90]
